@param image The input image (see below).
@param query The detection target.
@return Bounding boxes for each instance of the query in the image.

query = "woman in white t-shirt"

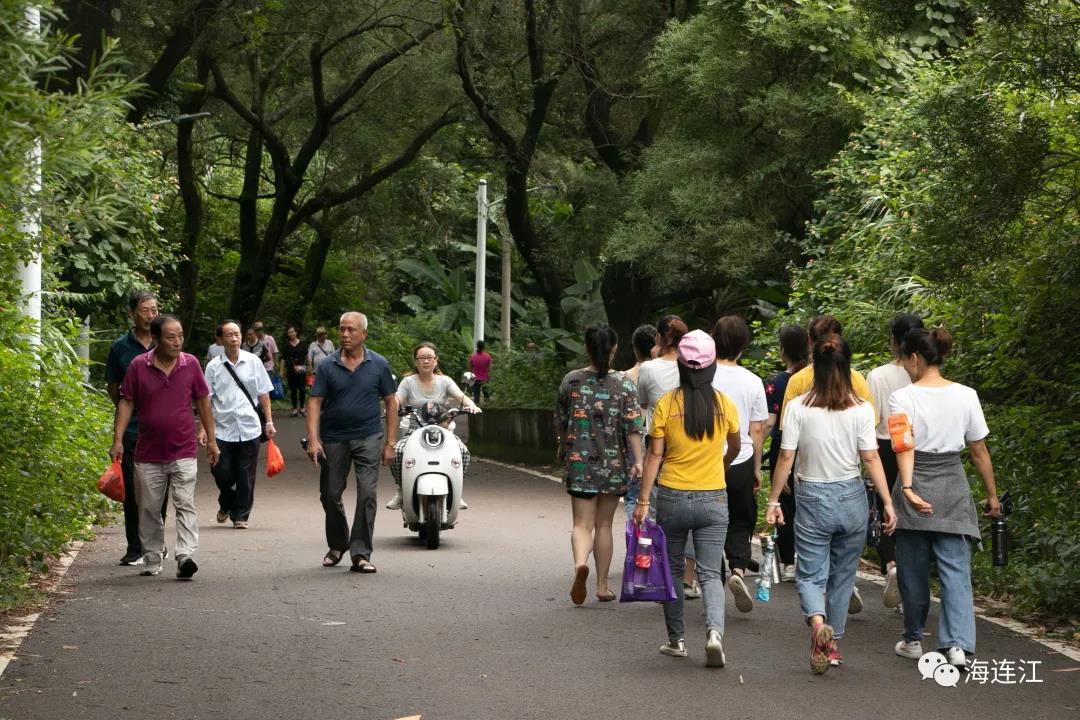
[865,313,924,607]
[766,336,895,675]
[710,316,768,612]
[631,316,686,516]
[633,316,691,585]
[385,342,480,511]
[889,328,1000,670]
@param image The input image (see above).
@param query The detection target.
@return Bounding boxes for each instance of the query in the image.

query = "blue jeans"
[793,478,867,639]
[895,529,976,652]
[656,487,729,642]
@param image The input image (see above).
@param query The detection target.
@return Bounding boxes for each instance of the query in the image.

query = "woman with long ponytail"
[766,335,895,675]
[555,325,644,605]
[633,330,741,668]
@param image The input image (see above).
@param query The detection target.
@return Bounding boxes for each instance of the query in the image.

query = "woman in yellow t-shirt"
[633,330,740,668]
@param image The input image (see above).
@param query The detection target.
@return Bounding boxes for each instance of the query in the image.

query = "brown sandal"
[570,565,589,605]
[350,557,377,573]
[596,589,617,602]
[323,549,344,567]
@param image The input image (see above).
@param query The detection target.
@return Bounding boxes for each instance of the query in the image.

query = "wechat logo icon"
[918,651,960,687]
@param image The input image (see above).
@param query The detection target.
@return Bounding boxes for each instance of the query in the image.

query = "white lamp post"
[16,5,42,348]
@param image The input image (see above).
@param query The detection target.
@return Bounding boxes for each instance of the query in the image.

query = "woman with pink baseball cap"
[632,329,741,668]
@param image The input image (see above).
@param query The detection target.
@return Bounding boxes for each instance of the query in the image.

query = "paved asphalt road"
[1,417,1077,720]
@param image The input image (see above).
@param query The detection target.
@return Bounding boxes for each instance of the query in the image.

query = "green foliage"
[857,0,970,59]
[780,4,1080,618]
[559,259,607,330]
[484,347,567,410]
[0,311,112,608]
[0,1,171,607]
[367,315,472,383]
[606,0,882,302]
[0,6,175,317]
[970,405,1080,616]
[397,248,479,334]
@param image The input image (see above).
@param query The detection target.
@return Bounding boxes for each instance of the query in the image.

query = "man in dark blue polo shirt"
[104,290,168,565]
[305,311,398,573]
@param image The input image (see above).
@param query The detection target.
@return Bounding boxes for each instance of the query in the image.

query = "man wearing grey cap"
[307,326,335,375]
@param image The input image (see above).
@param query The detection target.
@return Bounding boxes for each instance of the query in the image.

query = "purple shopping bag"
[620,518,678,602]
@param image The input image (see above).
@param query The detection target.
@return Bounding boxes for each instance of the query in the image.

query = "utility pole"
[476,182,556,352]
[473,180,488,351]
[17,5,43,348]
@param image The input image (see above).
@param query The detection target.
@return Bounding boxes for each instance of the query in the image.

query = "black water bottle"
[990,492,1014,567]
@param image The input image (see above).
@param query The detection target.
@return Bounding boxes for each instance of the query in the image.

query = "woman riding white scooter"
[386,341,481,511]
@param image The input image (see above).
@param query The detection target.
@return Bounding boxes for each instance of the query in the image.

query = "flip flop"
[570,565,589,605]
[323,549,344,567]
[351,557,377,573]
[596,590,617,602]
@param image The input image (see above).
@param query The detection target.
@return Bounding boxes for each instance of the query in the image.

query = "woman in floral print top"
[555,325,644,605]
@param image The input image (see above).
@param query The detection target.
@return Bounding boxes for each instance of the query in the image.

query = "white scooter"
[399,404,464,549]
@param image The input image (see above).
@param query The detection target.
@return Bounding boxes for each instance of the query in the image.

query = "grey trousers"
[135,458,199,563]
[320,433,382,560]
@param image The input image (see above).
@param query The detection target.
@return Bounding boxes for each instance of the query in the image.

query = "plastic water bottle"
[634,536,653,589]
[756,531,778,602]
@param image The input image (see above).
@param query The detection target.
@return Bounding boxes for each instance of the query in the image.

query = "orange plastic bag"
[888,412,914,453]
[266,438,285,477]
[98,458,125,503]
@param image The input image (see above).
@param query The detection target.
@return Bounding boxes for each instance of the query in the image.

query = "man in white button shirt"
[202,320,276,529]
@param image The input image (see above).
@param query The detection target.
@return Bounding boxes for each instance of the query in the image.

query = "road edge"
[0,541,84,680]
[477,457,1080,662]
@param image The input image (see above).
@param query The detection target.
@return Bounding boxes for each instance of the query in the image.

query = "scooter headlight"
[422,427,444,449]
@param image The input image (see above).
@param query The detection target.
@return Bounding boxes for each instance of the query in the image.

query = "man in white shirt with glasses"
[202,320,276,529]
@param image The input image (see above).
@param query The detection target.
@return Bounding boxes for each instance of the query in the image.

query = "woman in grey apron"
[889,328,1001,670]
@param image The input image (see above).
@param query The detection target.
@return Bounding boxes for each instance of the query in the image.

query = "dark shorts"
[566,488,625,500]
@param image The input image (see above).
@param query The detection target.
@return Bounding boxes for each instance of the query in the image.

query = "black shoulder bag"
[222,361,268,442]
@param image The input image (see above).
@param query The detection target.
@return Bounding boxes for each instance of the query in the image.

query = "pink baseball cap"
[678,329,716,369]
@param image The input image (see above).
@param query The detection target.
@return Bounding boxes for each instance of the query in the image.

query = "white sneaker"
[659,639,687,658]
[139,558,162,576]
[683,580,701,599]
[728,573,753,613]
[385,490,403,510]
[782,564,796,582]
[705,630,726,668]
[883,566,901,608]
[946,646,968,669]
[848,586,863,614]
[458,498,469,510]
[895,639,923,659]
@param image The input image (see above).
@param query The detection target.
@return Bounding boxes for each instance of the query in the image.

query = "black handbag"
[222,361,268,442]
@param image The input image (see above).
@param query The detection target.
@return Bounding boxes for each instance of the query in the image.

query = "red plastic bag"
[98,458,125,503]
[266,439,285,477]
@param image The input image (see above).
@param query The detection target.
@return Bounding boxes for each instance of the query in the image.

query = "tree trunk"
[227,126,266,327]
[503,163,564,329]
[601,261,653,368]
[176,60,209,336]
[58,0,117,91]
[125,0,225,125]
[296,214,336,326]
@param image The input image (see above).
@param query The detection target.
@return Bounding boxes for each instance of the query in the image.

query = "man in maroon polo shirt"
[110,314,219,579]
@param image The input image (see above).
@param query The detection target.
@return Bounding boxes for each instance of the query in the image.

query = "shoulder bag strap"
[222,360,260,414]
